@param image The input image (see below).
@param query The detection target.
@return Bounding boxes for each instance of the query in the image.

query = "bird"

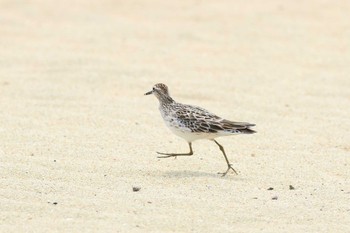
[145,83,256,176]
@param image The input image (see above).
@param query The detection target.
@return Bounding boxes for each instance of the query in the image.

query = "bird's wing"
[174,105,255,133]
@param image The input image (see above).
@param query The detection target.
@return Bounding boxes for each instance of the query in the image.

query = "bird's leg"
[213,139,238,176]
[157,142,193,158]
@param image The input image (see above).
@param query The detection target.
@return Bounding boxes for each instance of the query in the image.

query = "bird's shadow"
[159,170,246,180]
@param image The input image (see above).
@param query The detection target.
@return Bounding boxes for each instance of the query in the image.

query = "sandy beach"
[0,0,349,232]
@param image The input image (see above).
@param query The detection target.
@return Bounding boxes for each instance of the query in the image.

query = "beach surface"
[0,0,349,232]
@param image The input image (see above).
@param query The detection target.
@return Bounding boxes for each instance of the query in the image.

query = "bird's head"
[144,83,170,100]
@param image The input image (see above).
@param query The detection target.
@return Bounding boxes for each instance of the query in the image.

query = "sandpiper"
[145,83,256,176]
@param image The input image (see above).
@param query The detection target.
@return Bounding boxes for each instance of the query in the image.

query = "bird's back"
[160,102,256,138]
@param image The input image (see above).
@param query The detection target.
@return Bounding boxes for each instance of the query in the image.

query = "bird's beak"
[144,90,153,95]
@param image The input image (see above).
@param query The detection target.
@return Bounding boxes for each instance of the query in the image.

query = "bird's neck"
[158,95,175,106]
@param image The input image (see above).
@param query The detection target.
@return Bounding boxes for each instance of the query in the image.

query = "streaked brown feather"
[172,105,256,134]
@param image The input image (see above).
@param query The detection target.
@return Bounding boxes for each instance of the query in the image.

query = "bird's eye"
[153,87,155,91]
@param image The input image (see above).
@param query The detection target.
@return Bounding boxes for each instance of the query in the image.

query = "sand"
[0,0,349,232]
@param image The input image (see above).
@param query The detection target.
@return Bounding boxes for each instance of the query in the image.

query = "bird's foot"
[218,164,238,176]
[156,151,192,159]
[157,152,178,159]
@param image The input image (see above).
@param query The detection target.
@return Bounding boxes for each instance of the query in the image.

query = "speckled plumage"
[145,83,256,176]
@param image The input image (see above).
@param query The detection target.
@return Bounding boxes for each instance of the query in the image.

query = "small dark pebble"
[133,186,141,192]
[147,201,152,204]
[53,160,56,162]
[272,196,278,200]
[252,197,258,199]
[53,202,58,205]
[267,187,274,190]
[289,185,295,190]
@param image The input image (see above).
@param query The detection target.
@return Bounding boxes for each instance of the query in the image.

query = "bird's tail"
[220,120,256,134]
[239,127,256,134]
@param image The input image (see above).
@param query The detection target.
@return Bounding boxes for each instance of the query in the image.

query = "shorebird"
[145,83,256,176]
